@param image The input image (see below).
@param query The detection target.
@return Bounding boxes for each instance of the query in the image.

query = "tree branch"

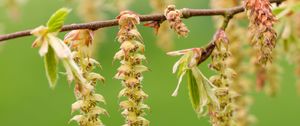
[195,0,284,65]
[0,0,283,42]
[197,15,233,65]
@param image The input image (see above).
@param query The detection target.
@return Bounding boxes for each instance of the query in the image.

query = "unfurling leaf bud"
[31,7,77,89]
[168,48,220,116]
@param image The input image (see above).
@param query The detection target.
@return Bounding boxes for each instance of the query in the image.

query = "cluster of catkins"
[208,29,236,126]
[29,0,300,126]
[164,3,236,126]
[211,0,254,125]
[114,11,150,126]
[226,22,255,126]
[165,5,236,125]
[245,0,280,95]
[245,0,277,65]
[164,5,189,37]
[65,30,107,126]
[31,8,108,126]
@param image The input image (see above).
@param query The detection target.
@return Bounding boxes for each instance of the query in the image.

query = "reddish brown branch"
[0,0,284,64]
[0,0,284,42]
[0,6,248,42]
[0,0,283,42]
[196,0,283,65]
[198,12,233,65]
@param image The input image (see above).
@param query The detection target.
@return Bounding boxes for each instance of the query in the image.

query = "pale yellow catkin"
[115,11,150,126]
[210,1,254,125]
[65,30,107,126]
[208,29,236,126]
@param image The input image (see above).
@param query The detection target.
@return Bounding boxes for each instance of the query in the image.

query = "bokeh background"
[0,0,300,126]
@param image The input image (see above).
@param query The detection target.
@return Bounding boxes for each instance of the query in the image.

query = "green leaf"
[191,67,211,116]
[197,68,220,109]
[177,61,186,77]
[47,8,71,32]
[176,54,190,77]
[187,69,200,112]
[44,46,58,88]
[190,67,220,115]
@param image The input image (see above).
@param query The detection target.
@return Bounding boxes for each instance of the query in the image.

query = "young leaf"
[187,69,200,112]
[196,68,220,109]
[171,70,186,96]
[44,46,58,88]
[47,8,71,32]
[191,67,211,116]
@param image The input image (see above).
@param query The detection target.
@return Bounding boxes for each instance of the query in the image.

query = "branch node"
[180,8,191,18]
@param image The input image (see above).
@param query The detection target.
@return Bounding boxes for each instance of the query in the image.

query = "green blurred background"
[0,0,300,126]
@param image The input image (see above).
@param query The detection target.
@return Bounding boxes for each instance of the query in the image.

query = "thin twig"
[197,14,233,65]
[0,0,283,42]
[195,0,284,65]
